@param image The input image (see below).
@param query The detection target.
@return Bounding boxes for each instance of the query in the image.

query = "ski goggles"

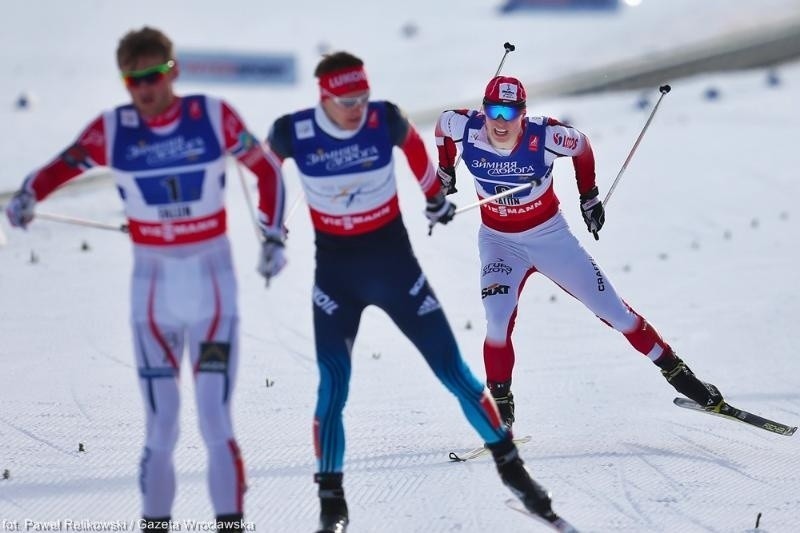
[322,90,370,109]
[484,103,524,121]
[121,60,175,88]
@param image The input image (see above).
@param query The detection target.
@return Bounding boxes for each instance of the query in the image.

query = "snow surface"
[1,1,800,532]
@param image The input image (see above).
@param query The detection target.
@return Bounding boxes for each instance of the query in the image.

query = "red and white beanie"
[483,76,526,106]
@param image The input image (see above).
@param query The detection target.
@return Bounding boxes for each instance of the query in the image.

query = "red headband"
[318,66,369,97]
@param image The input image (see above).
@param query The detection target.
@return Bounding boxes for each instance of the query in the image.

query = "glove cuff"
[260,226,286,245]
[580,185,599,202]
[426,191,446,209]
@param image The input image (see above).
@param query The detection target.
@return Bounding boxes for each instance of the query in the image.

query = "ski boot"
[488,437,556,520]
[488,380,515,430]
[657,353,723,410]
[315,472,348,533]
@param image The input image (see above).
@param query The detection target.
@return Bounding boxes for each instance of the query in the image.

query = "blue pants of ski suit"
[312,219,507,473]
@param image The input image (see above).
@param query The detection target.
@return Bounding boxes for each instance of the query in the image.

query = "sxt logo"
[482,283,510,299]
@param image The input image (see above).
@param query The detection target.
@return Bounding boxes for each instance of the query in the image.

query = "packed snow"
[1,1,799,532]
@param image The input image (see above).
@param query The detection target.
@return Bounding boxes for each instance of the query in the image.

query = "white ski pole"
[454,182,533,215]
[36,211,129,233]
[284,192,304,225]
[233,158,265,245]
[234,157,293,288]
[603,84,671,208]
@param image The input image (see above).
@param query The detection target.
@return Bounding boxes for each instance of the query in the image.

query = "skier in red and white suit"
[434,76,724,429]
[4,28,284,531]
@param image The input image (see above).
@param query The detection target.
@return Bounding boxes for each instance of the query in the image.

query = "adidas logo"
[416,295,440,316]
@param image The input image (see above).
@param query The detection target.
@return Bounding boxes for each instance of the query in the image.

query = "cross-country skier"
[434,75,724,430]
[4,27,286,532]
[261,53,561,532]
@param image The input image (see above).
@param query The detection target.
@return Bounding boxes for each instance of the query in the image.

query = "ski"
[673,398,797,436]
[505,498,581,532]
[449,435,532,462]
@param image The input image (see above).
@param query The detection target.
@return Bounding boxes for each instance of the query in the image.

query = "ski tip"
[674,397,798,437]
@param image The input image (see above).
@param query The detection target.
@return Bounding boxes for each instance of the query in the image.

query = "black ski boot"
[488,380,515,430]
[315,472,348,533]
[657,353,723,410]
[488,437,556,521]
[215,513,244,533]
[140,517,170,533]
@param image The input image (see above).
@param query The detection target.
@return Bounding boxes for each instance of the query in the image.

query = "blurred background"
[2,0,800,195]
[2,2,800,530]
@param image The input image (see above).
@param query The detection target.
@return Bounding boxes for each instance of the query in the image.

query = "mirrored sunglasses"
[121,60,175,88]
[324,91,370,109]
[484,104,524,121]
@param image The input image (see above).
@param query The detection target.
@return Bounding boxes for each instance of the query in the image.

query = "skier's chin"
[135,98,157,116]
[342,117,362,131]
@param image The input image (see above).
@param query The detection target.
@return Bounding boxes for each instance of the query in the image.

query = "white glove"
[257,229,287,281]
[5,190,36,228]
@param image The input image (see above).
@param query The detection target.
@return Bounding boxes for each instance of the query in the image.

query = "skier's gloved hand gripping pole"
[4,189,129,233]
[233,159,286,288]
[428,42,515,236]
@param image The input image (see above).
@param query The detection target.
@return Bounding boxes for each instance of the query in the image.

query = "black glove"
[425,192,456,235]
[437,165,457,195]
[580,186,605,241]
